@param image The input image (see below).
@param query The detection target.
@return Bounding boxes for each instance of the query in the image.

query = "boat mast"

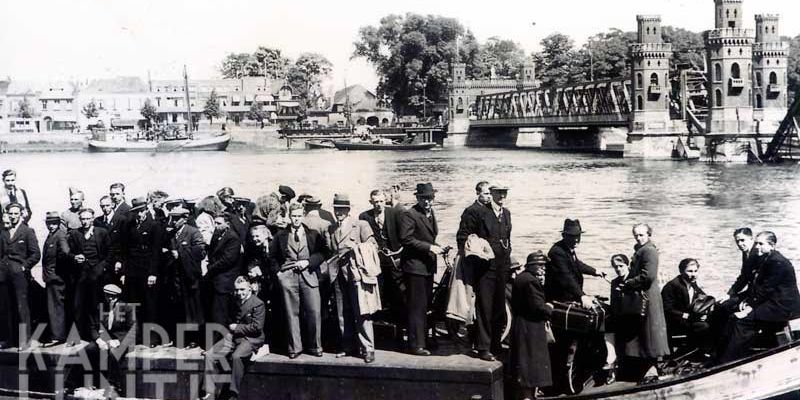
[344,77,351,129]
[183,65,193,133]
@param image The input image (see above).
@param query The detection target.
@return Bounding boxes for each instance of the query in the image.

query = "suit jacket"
[0,187,33,224]
[329,218,375,280]
[232,295,266,347]
[661,276,706,328]
[95,208,129,266]
[206,228,242,293]
[67,227,112,281]
[544,240,597,303]
[727,246,760,296]
[399,204,439,276]
[122,216,161,278]
[456,200,512,268]
[269,224,327,288]
[42,228,71,284]
[359,206,402,252]
[747,250,800,322]
[92,301,137,348]
[0,224,41,281]
[171,224,206,287]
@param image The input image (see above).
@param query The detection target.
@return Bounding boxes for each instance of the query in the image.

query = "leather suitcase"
[550,301,606,335]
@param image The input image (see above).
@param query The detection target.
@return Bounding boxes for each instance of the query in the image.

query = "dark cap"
[333,193,351,208]
[278,185,296,200]
[45,211,61,222]
[525,250,548,269]
[216,187,235,198]
[130,197,148,212]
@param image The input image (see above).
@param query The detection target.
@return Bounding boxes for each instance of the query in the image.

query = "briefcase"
[550,301,606,335]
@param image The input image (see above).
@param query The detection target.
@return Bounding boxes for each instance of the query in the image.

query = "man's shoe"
[409,348,430,356]
[184,342,199,350]
[335,351,347,358]
[478,350,496,362]
[364,351,375,364]
[310,349,323,357]
[288,352,300,359]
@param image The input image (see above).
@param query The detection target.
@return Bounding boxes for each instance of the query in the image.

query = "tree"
[474,37,527,79]
[253,46,292,79]
[287,53,333,109]
[353,13,479,116]
[82,100,99,120]
[533,33,583,87]
[661,26,705,74]
[203,89,222,125]
[220,53,257,79]
[140,99,158,128]
[16,97,33,118]
[788,34,800,101]
[578,29,637,82]
[247,100,269,128]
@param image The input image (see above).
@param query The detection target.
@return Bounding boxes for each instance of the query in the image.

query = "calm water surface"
[6,147,800,296]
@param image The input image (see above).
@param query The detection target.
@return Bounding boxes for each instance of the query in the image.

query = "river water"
[5,147,800,297]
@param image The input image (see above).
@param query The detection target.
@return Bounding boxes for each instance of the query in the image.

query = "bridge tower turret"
[516,61,536,91]
[449,62,467,122]
[705,0,754,134]
[630,15,672,131]
[752,14,788,133]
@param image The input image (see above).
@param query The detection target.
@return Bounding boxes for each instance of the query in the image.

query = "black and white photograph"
[1,0,800,399]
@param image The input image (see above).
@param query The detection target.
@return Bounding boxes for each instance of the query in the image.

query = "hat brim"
[130,205,147,212]
[562,229,585,235]
[414,190,437,196]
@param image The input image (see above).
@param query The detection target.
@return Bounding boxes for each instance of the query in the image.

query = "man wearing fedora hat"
[545,219,604,307]
[67,208,111,342]
[545,218,605,392]
[42,211,72,345]
[399,182,445,356]
[329,193,379,363]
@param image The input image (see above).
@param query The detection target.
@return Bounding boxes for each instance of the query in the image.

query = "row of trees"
[352,12,800,116]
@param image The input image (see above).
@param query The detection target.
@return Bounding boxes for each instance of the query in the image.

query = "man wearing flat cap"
[168,207,206,348]
[328,193,380,363]
[399,183,446,356]
[42,211,72,345]
[68,208,111,342]
[120,197,161,342]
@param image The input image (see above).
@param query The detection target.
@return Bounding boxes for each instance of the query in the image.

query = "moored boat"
[305,139,336,149]
[88,132,231,152]
[332,139,437,151]
[541,338,800,400]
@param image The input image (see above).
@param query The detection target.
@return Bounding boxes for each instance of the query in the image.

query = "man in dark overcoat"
[68,208,112,342]
[0,202,41,348]
[717,231,800,364]
[42,211,72,345]
[93,195,127,285]
[725,227,761,305]
[268,203,327,358]
[204,212,243,330]
[168,207,206,348]
[120,197,160,342]
[661,258,711,349]
[399,183,445,356]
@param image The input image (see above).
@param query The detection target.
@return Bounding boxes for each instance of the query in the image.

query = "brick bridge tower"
[705,0,754,134]
[752,14,788,133]
[630,15,672,133]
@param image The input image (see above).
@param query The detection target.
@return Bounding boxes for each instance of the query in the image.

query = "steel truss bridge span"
[471,77,632,128]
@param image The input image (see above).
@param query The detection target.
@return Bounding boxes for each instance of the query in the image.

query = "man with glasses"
[399,183,445,356]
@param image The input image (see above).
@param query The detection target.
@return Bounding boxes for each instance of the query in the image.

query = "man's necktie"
[293,228,300,242]
[8,189,17,204]
[108,304,115,330]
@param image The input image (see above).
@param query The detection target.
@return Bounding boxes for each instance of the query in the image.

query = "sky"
[1,0,798,93]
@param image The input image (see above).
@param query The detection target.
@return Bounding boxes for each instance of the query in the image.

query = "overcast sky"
[1,0,798,92]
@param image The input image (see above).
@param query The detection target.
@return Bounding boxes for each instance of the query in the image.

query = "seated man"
[202,276,266,400]
[716,231,800,364]
[65,284,136,396]
[661,258,712,350]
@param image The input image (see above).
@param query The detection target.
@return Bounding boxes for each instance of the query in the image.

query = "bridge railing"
[473,78,632,127]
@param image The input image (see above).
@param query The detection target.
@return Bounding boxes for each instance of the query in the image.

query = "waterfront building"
[752,14,789,133]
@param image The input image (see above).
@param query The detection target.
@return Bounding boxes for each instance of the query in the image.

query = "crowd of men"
[1,169,799,400]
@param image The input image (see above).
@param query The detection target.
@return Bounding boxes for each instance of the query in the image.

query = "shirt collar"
[490,200,503,214]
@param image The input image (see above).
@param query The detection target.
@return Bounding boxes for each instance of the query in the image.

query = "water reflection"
[4,147,800,297]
